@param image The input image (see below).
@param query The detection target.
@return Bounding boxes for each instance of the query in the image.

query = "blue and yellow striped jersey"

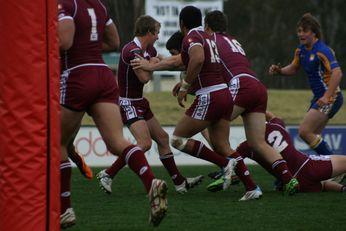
[291,40,340,98]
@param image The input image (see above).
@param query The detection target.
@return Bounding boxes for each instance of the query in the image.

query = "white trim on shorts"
[232,73,258,80]
[119,98,140,120]
[229,74,258,100]
[119,96,144,101]
[64,63,109,72]
[191,93,210,120]
[195,83,228,96]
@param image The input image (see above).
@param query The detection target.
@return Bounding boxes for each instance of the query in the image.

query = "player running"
[269,13,343,155]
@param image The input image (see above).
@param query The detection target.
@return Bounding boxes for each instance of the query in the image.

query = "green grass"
[69,165,346,231]
[81,90,346,125]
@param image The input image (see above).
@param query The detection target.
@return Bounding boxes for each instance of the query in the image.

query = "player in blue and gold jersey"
[269,13,343,155]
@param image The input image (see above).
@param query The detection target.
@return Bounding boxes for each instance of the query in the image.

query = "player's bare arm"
[132,56,159,83]
[177,45,204,108]
[134,67,152,84]
[131,53,184,71]
[58,18,75,50]
[269,63,299,76]
[102,22,120,51]
[318,67,343,106]
[150,56,161,64]
[184,45,204,84]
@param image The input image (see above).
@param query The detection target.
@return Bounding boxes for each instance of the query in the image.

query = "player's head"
[179,6,202,33]
[296,13,322,39]
[134,15,161,38]
[204,10,228,33]
[166,31,184,55]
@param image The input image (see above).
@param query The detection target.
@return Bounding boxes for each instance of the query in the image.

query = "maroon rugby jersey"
[237,118,309,175]
[212,33,256,81]
[117,38,157,98]
[181,27,225,93]
[58,0,110,70]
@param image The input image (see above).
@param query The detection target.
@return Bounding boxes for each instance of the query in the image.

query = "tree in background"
[103,0,346,89]
[102,0,145,48]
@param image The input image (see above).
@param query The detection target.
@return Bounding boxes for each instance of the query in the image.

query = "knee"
[247,139,265,152]
[105,138,132,156]
[171,135,188,151]
[211,141,232,157]
[138,139,152,152]
[156,132,170,147]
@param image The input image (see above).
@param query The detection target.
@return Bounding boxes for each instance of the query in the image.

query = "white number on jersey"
[206,39,221,63]
[87,8,98,41]
[267,130,288,152]
[223,36,246,56]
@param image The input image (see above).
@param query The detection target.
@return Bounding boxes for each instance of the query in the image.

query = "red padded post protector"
[0,0,60,230]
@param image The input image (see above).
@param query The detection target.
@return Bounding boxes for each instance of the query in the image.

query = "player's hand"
[269,63,281,75]
[317,95,330,107]
[317,95,332,114]
[130,54,151,71]
[172,82,181,97]
[177,90,187,108]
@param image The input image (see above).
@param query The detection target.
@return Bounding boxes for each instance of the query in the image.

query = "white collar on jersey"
[187,26,204,35]
[133,37,150,58]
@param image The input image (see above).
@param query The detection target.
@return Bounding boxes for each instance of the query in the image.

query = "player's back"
[265,118,309,174]
[213,33,256,81]
[60,0,109,70]
[181,27,226,93]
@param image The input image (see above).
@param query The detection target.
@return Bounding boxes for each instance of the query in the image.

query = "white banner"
[145,0,223,57]
[71,124,346,167]
[73,126,249,166]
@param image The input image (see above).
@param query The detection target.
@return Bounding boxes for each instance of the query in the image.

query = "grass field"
[81,90,346,126]
[69,165,346,231]
[74,89,346,230]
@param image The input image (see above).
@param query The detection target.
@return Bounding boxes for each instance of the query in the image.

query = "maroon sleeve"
[58,0,74,19]
[147,45,157,58]
[122,44,142,64]
[181,31,204,65]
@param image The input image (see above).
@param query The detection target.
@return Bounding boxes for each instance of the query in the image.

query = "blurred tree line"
[102,0,346,89]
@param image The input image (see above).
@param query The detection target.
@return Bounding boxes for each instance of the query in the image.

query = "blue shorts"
[310,91,343,118]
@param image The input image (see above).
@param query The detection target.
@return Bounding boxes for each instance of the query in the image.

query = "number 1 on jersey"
[87,8,98,41]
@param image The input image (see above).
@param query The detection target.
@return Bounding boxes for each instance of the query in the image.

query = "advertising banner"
[287,126,346,155]
[74,125,346,167]
[74,126,248,166]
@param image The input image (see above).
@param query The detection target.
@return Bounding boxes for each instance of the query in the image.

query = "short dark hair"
[179,6,202,30]
[134,15,160,36]
[166,31,184,51]
[205,10,228,33]
[297,13,322,39]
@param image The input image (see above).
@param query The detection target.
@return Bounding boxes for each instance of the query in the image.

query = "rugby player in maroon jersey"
[203,10,299,196]
[58,0,167,227]
[96,15,203,196]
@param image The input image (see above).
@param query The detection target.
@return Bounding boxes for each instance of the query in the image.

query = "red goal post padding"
[0,1,60,231]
